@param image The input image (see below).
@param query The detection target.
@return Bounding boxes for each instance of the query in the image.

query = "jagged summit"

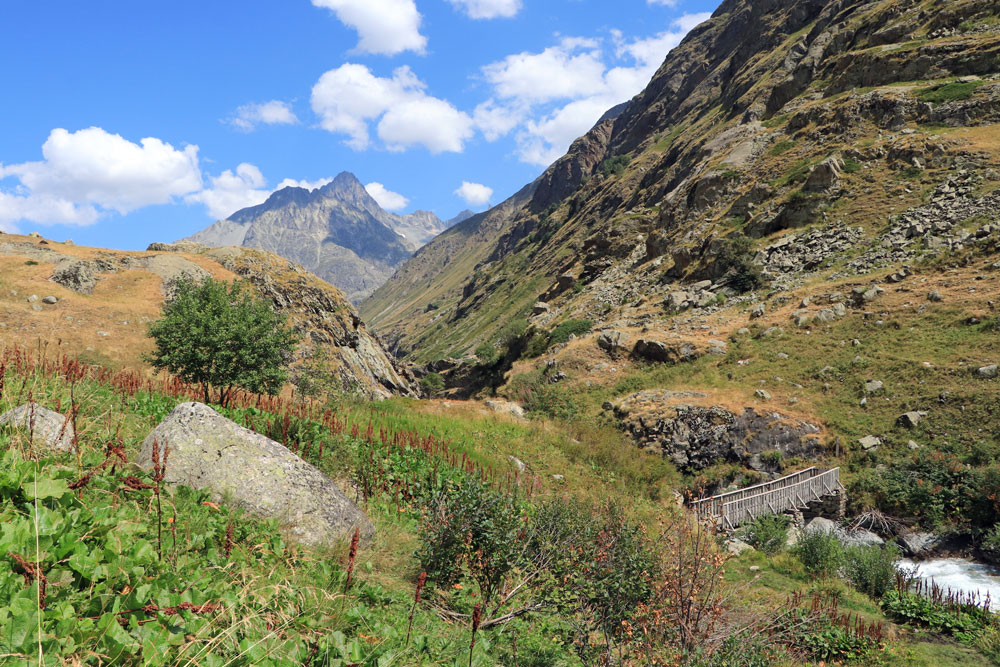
[185,171,452,302]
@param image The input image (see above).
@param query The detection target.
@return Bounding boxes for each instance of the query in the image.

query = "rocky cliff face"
[185,172,457,303]
[362,0,1000,361]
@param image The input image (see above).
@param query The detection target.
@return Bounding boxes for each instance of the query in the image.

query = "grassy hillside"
[3,345,1000,665]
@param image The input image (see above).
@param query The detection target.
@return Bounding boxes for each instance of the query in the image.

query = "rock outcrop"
[0,403,75,454]
[612,390,823,472]
[138,403,373,547]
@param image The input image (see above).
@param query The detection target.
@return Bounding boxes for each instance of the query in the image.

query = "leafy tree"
[146,277,300,407]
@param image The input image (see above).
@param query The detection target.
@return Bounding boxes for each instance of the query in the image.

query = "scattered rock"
[532,301,551,316]
[976,365,998,379]
[805,517,838,534]
[750,303,766,320]
[631,339,701,365]
[0,403,75,453]
[41,296,58,305]
[858,435,882,451]
[864,380,884,395]
[485,400,525,419]
[26,295,38,303]
[897,411,926,429]
[138,402,373,547]
[507,456,528,473]
[928,290,943,302]
[726,539,753,556]
[597,330,630,357]
[755,389,772,401]
[897,532,942,558]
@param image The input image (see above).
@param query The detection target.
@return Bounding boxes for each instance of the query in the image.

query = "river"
[898,558,1000,611]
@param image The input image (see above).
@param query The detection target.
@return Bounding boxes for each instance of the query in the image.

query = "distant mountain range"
[183,172,473,302]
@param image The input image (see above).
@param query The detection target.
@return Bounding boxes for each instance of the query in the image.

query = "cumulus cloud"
[311,0,426,55]
[0,126,202,226]
[479,14,711,166]
[447,0,522,19]
[185,163,271,220]
[365,182,409,210]
[482,37,606,105]
[454,181,493,206]
[311,64,474,154]
[646,0,680,6]
[229,101,299,131]
[275,177,334,191]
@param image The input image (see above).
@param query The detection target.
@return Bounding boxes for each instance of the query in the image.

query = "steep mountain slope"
[361,0,1000,361]
[185,172,454,302]
[0,232,415,399]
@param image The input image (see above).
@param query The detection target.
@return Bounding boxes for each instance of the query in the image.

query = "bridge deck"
[689,467,843,531]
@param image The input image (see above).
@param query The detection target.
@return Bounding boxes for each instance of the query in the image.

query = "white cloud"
[454,181,493,206]
[275,177,334,191]
[447,0,522,19]
[481,15,711,166]
[482,37,606,105]
[378,97,474,154]
[229,101,299,131]
[647,0,680,6]
[0,127,202,226]
[365,182,409,210]
[311,63,474,154]
[311,0,426,55]
[185,163,270,220]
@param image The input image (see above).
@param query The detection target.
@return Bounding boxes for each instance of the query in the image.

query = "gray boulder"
[858,435,882,451]
[597,330,630,357]
[138,402,373,547]
[485,400,525,419]
[0,403,75,453]
[897,532,941,557]
[897,411,926,429]
[977,365,999,379]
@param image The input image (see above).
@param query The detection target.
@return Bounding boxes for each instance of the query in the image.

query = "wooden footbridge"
[690,467,844,531]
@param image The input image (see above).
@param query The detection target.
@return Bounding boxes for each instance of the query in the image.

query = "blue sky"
[0,0,719,250]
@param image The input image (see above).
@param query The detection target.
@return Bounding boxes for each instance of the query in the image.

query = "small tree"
[147,277,300,407]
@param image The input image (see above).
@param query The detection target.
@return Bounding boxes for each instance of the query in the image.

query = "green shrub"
[768,140,796,156]
[981,524,1000,564]
[474,343,499,366]
[843,544,901,599]
[24,260,39,266]
[917,81,983,104]
[760,450,783,467]
[743,514,790,556]
[900,166,924,179]
[549,319,593,345]
[882,589,992,637]
[793,529,844,577]
[599,155,631,178]
[418,372,445,396]
[146,277,300,407]
[841,158,862,174]
[417,478,524,603]
[716,235,766,293]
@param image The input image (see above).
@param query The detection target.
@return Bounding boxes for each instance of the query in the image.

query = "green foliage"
[843,544,901,599]
[980,524,1000,564]
[474,343,499,366]
[882,590,993,638]
[742,514,789,556]
[24,260,39,266]
[418,372,445,397]
[768,140,796,156]
[417,478,523,604]
[715,235,766,293]
[548,319,594,345]
[793,529,844,577]
[842,158,862,174]
[759,450,783,467]
[788,611,882,663]
[146,277,299,407]
[599,155,632,178]
[901,166,925,180]
[917,81,983,104]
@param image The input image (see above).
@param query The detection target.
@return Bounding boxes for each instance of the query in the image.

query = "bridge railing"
[690,467,842,531]
[689,467,823,522]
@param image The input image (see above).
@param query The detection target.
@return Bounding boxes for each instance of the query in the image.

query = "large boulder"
[0,403,75,454]
[138,402,373,547]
